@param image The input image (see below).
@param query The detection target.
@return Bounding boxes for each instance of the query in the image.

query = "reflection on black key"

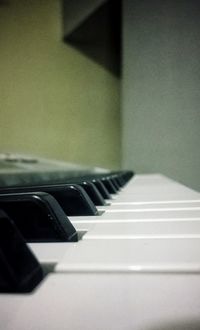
[54,178,106,206]
[0,184,98,216]
[101,178,118,194]
[91,179,111,200]
[80,182,106,206]
[0,192,78,242]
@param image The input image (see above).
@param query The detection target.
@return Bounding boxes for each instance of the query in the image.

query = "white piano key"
[116,175,200,201]
[71,215,200,232]
[125,173,177,185]
[114,191,200,202]
[111,199,200,205]
[56,238,200,273]
[70,209,200,223]
[121,180,196,190]
[83,221,200,239]
[30,220,200,265]
[1,273,200,330]
[99,201,200,212]
[72,222,95,231]
[125,174,197,191]
[28,242,73,264]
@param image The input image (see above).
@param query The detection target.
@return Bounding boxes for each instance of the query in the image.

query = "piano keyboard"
[1,163,200,329]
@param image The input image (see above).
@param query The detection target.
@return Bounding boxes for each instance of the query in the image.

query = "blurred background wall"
[0,0,199,191]
[122,0,200,191]
[0,0,120,169]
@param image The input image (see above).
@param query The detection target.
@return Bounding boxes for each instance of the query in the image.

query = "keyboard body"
[1,172,200,329]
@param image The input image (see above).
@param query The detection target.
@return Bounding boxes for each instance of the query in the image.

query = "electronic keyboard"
[0,154,200,329]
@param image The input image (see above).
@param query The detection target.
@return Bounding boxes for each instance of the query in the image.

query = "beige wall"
[0,0,120,169]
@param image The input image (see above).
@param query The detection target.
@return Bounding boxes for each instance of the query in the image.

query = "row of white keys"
[28,175,200,267]
[28,208,200,265]
[56,174,200,272]
[27,176,200,269]
[82,220,200,239]
[2,174,200,330]
[71,208,200,223]
[29,209,200,266]
[113,174,200,203]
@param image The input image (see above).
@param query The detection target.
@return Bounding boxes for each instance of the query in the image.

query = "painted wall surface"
[122,0,200,190]
[0,0,120,169]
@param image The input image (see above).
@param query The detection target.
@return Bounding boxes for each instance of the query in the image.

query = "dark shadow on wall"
[62,0,122,77]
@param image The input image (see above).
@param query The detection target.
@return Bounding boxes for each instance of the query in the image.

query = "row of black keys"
[0,171,133,293]
[0,171,133,243]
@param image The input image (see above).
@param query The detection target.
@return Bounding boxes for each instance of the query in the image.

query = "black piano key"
[91,171,134,194]
[113,176,123,188]
[0,184,98,216]
[0,209,44,293]
[109,177,120,191]
[121,171,134,184]
[53,177,106,206]
[67,177,112,201]
[78,171,134,191]
[79,182,106,206]
[71,174,118,194]
[101,178,118,194]
[70,178,112,200]
[0,192,78,242]
[91,179,111,200]
[91,171,133,188]
[103,171,134,187]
